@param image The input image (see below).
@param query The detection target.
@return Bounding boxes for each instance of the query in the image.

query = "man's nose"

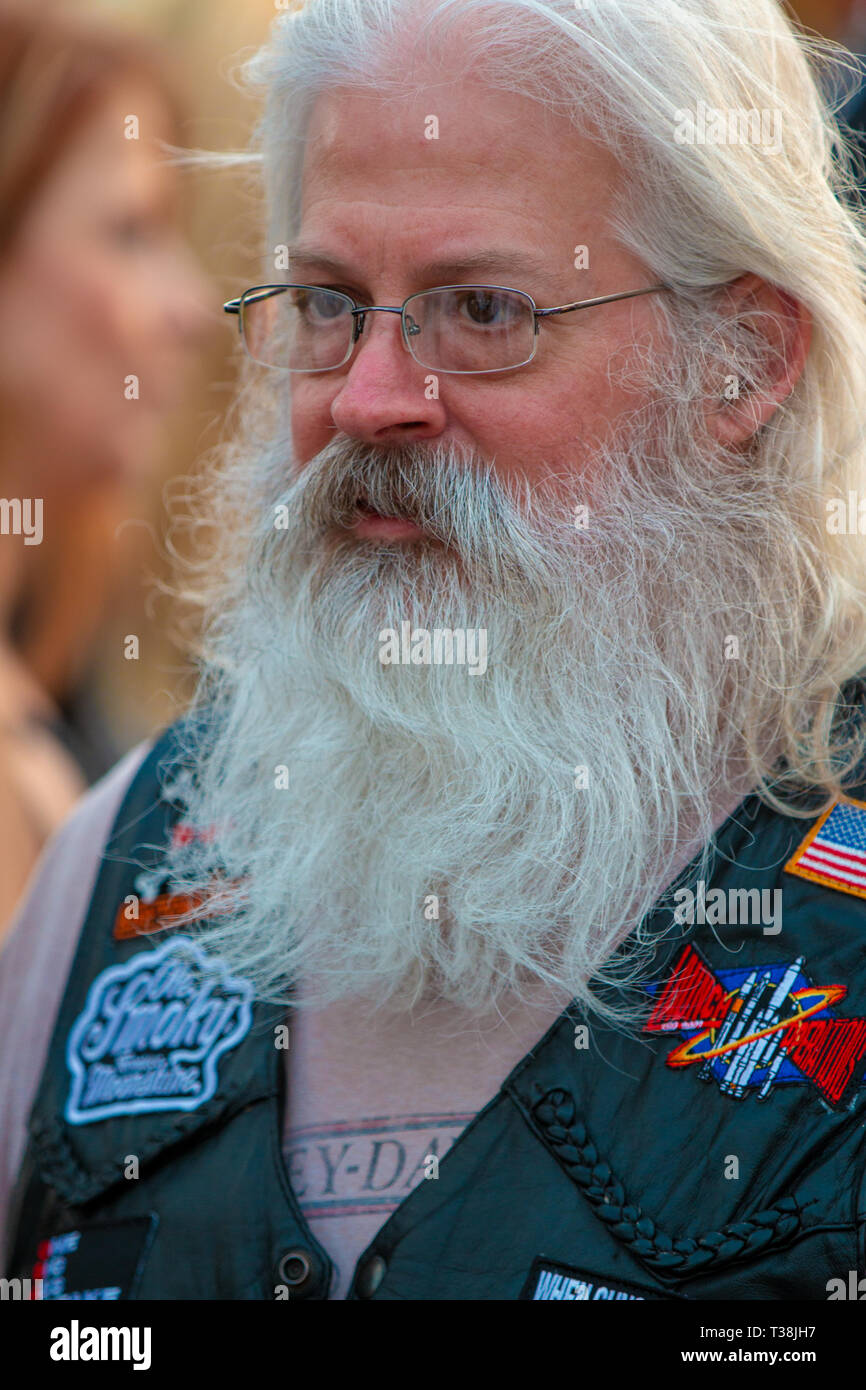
[328,307,447,443]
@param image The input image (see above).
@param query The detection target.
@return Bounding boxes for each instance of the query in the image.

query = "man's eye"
[456,290,514,326]
[293,287,353,320]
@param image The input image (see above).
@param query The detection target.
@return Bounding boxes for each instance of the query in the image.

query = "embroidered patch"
[113,851,245,941]
[645,943,866,1107]
[784,796,866,899]
[31,1217,157,1300]
[114,885,219,941]
[65,936,254,1124]
[518,1258,668,1301]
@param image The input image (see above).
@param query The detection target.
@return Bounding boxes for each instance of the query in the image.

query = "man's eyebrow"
[283,242,556,284]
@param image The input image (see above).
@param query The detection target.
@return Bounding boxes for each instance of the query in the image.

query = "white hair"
[168,0,866,803]
[158,0,866,1019]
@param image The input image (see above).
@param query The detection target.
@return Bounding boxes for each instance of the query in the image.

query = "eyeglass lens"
[240,285,536,373]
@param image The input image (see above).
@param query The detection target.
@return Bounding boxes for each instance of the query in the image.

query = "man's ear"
[705,273,812,447]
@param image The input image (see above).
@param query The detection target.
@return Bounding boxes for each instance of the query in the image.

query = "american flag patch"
[785,796,866,899]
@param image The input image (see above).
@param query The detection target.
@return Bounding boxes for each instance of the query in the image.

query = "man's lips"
[349,507,426,541]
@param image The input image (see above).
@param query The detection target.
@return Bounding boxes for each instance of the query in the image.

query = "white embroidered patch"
[518,1257,667,1301]
[530,1269,644,1301]
[65,936,254,1125]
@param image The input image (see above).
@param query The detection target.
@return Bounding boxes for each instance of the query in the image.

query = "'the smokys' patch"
[65,935,253,1124]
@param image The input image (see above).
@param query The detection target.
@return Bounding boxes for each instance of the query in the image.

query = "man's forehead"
[301,78,614,190]
[306,75,550,146]
[283,239,562,285]
[295,81,618,286]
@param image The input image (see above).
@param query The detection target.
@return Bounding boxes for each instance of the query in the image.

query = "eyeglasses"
[223,281,672,375]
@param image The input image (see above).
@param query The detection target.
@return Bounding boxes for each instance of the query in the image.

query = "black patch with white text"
[519,1256,678,1301]
[31,1215,158,1300]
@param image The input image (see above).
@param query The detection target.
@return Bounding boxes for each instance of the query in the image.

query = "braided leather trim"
[533,1087,802,1277]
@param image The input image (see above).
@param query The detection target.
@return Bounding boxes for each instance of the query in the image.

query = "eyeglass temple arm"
[535,284,672,319]
[224,285,672,319]
[224,285,293,315]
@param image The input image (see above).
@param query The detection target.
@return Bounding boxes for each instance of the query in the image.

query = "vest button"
[277,1248,316,1293]
[356,1253,387,1299]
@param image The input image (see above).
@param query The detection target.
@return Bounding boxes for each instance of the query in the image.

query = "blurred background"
[0,0,863,938]
[0,0,286,930]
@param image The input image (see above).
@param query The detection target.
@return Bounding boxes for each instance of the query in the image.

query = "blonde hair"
[0,0,184,255]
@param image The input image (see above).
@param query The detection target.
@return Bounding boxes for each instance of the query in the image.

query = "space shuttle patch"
[644,943,866,1108]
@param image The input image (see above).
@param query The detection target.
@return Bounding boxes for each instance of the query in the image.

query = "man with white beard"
[3,0,866,1303]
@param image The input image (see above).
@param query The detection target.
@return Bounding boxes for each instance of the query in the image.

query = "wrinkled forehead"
[296,77,622,276]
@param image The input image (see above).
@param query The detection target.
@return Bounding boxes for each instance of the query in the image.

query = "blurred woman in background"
[0,1,213,938]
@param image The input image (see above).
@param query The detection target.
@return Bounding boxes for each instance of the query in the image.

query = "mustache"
[293,437,508,546]
[281,436,586,601]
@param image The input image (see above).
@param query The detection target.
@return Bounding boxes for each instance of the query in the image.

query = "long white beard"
[163,406,789,1020]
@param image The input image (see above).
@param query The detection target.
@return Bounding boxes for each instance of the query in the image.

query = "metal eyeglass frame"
[223,281,673,375]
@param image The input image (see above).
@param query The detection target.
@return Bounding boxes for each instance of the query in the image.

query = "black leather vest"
[6,714,866,1299]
